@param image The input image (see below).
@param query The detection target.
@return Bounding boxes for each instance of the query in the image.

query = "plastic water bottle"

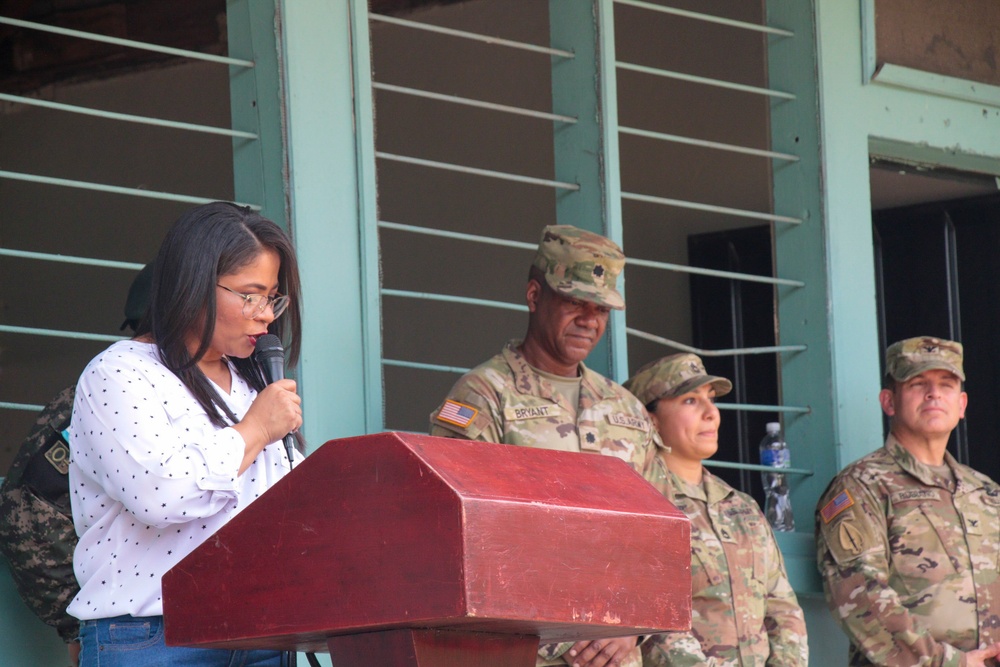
[759,422,794,531]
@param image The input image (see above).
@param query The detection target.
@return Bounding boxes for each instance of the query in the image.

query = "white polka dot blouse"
[67,340,299,620]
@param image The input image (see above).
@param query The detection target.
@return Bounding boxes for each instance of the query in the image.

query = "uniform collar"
[884,433,983,494]
[501,339,618,406]
[665,466,733,505]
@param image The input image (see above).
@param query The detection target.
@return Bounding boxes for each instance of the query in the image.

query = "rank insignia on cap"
[592,263,606,287]
[821,489,855,524]
[436,400,479,428]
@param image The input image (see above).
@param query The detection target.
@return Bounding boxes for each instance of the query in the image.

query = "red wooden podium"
[162,432,690,665]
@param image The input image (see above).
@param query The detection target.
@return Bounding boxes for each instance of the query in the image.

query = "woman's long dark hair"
[136,202,303,429]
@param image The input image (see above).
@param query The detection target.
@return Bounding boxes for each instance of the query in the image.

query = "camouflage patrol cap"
[624,353,733,405]
[532,225,625,310]
[885,336,965,382]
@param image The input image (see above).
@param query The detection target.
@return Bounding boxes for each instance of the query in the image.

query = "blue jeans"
[79,615,286,667]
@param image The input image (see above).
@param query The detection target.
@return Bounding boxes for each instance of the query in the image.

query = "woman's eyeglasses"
[217,284,289,319]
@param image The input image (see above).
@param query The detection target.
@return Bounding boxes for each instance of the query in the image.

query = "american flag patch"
[436,399,479,428]
[821,490,855,523]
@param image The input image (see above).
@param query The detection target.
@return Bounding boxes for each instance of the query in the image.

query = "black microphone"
[254,334,296,467]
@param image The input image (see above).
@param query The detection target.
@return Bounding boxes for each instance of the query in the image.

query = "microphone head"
[254,334,284,362]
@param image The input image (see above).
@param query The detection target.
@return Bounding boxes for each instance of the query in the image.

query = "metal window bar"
[373,83,577,124]
[0,170,260,209]
[627,326,807,358]
[612,0,794,38]
[620,191,803,224]
[717,403,809,415]
[628,256,804,288]
[369,13,575,58]
[371,8,806,424]
[618,126,799,162]
[0,16,254,67]
[377,240,808,416]
[0,14,257,418]
[381,220,801,288]
[379,220,536,252]
[369,12,588,428]
[0,248,145,270]
[0,401,46,413]
[0,93,257,139]
[1,259,136,416]
[607,6,813,480]
[0,16,258,206]
[0,252,139,413]
[375,153,580,191]
[0,328,125,418]
[616,61,795,101]
[383,359,472,375]
[381,288,528,313]
[0,324,125,343]
[706,459,812,476]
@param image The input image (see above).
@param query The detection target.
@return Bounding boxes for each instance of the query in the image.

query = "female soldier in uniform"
[624,354,807,667]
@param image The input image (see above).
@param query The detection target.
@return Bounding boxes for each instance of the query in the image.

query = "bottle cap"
[766,422,781,435]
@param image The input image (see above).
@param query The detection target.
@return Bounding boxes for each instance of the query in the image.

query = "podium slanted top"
[163,431,690,652]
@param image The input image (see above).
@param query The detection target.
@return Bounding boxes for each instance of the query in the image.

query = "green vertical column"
[227,0,288,227]
[818,0,925,469]
[549,0,626,380]
[767,0,836,538]
[278,0,382,444]
[771,0,885,508]
[767,4,854,656]
[768,0,880,635]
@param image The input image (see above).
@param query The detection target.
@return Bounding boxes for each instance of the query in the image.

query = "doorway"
[871,160,1000,476]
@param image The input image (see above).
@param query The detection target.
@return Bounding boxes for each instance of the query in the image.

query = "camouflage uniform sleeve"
[762,522,808,666]
[0,486,79,643]
[536,641,574,664]
[428,374,504,443]
[0,386,79,643]
[639,423,663,479]
[641,631,719,667]
[816,476,965,667]
[538,642,642,666]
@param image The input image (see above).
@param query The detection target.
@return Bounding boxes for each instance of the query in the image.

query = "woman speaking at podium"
[67,202,303,666]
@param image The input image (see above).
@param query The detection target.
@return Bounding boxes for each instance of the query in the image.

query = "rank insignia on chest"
[436,400,479,428]
[821,489,855,523]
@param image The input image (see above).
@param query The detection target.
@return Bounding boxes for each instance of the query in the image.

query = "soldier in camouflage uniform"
[0,263,151,667]
[0,387,77,645]
[430,225,660,667]
[816,336,1000,667]
[624,354,808,667]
